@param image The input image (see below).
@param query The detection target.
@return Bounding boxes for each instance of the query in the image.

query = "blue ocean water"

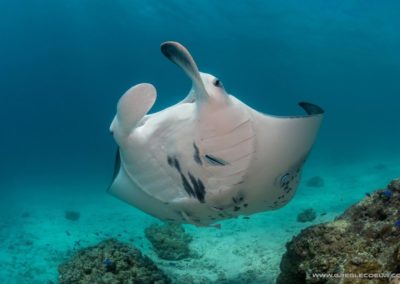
[0,1,399,283]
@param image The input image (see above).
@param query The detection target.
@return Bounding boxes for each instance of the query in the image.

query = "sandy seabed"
[1,153,399,283]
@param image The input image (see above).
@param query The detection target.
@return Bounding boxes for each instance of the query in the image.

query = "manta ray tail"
[110,83,156,137]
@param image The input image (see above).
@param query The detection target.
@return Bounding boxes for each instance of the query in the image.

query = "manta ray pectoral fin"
[258,102,324,164]
[107,156,129,197]
[161,41,208,101]
[110,83,156,136]
[298,102,325,115]
[107,147,121,191]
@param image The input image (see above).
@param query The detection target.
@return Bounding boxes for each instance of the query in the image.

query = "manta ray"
[108,41,324,226]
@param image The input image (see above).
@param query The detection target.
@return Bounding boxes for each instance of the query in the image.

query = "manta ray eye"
[213,79,223,88]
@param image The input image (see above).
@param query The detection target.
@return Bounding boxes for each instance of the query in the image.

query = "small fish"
[382,189,393,198]
[103,258,113,267]
[365,192,371,197]
[65,231,71,236]
[243,216,250,219]
[394,220,400,229]
[320,212,327,216]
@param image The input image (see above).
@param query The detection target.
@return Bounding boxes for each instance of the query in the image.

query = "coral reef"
[297,208,317,223]
[278,177,400,284]
[64,211,80,221]
[306,176,325,187]
[58,239,170,283]
[145,223,193,260]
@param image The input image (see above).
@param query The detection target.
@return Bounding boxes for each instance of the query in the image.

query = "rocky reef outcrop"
[297,208,317,223]
[278,177,400,284]
[64,210,80,221]
[58,239,170,284]
[145,223,193,260]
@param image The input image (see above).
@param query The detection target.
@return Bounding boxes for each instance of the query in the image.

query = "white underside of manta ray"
[108,41,324,227]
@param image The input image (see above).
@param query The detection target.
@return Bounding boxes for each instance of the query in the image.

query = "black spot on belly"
[167,155,174,167]
[204,154,228,166]
[173,158,181,171]
[193,143,202,166]
[286,187,293,193]
[280,173,290,188]
[167,154,206,203]
[188,172,205,203]
[167,156,182,173]
[180,173,195,197]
